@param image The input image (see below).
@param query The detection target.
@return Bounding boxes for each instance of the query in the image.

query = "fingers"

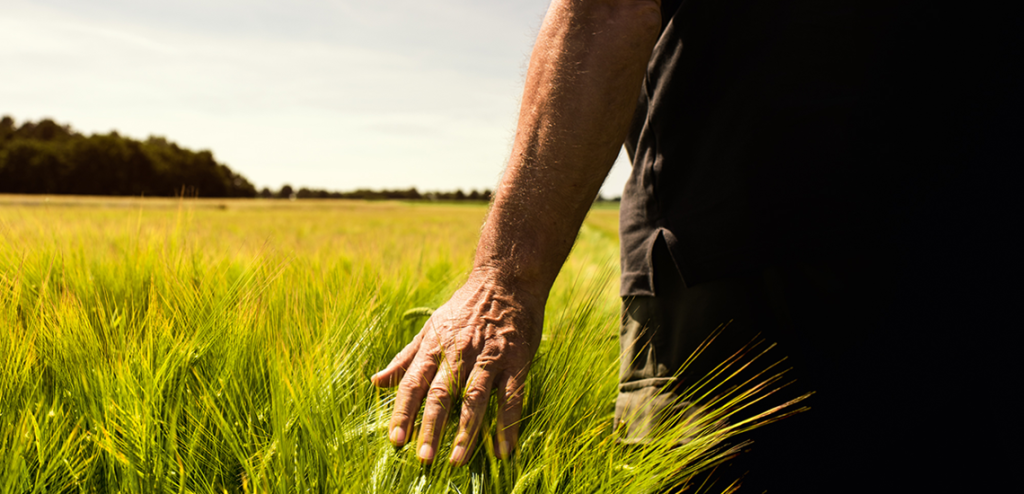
[417,362,460,464]
[494,369,527,460]
[387,350,437,448]
[386,358,528,464]
[371,330,424,388]
[449,363,498,465]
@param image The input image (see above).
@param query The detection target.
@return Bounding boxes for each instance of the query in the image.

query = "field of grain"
[0,196,793,493]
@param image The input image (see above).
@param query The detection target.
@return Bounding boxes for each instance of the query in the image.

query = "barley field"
[0,196,798,493]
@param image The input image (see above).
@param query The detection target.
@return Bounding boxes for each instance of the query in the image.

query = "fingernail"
[389,427,406,446]
[418,443,434,462]
[450,433,469,464]
[450,444,466,465]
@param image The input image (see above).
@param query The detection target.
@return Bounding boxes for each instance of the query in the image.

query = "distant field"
[0,195,787,493]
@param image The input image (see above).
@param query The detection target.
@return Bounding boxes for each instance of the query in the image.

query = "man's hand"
[371,269,545,465]
[371,0,660,468]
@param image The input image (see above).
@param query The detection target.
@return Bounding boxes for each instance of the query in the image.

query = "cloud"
[1,0,628,196]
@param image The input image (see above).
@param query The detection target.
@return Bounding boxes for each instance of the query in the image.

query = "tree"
[0,117,258,197]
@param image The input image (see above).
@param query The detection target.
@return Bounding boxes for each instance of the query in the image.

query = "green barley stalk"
[0,201,805,493]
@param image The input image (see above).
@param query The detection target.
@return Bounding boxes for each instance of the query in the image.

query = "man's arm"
[371,0,662,466]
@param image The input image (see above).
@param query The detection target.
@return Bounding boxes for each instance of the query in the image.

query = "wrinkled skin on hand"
[370,270,545,465]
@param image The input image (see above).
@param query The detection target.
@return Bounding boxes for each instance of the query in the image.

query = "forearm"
[374,1,663,462]
[473,0,661,297]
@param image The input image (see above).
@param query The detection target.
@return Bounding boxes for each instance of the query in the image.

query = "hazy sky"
[1,0,632,196]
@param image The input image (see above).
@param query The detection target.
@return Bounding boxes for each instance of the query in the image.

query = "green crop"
[0,197,806,493]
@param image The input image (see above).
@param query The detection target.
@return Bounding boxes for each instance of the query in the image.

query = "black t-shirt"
[620,0,929,296]
[618,2,1021,488]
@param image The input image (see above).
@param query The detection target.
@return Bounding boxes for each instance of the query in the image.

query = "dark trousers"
[616,241,916,493]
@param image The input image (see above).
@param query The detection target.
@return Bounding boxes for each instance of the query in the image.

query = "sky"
[0,0,633,197]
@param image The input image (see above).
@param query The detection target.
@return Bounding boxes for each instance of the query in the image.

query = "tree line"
[0,116,256,197]
[1,116,619,203]
[259,185,492,202]
[258,186,623,203]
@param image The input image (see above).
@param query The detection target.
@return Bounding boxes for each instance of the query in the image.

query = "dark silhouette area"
[0,116,256,197]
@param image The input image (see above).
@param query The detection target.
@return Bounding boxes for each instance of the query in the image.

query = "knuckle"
[396,374,424,394]
[462,386,490,409]
[418,424,436,440]
[408,357,436,376]
[426,383,451,402]
[397,382,430,401]
[390,410,411,426]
